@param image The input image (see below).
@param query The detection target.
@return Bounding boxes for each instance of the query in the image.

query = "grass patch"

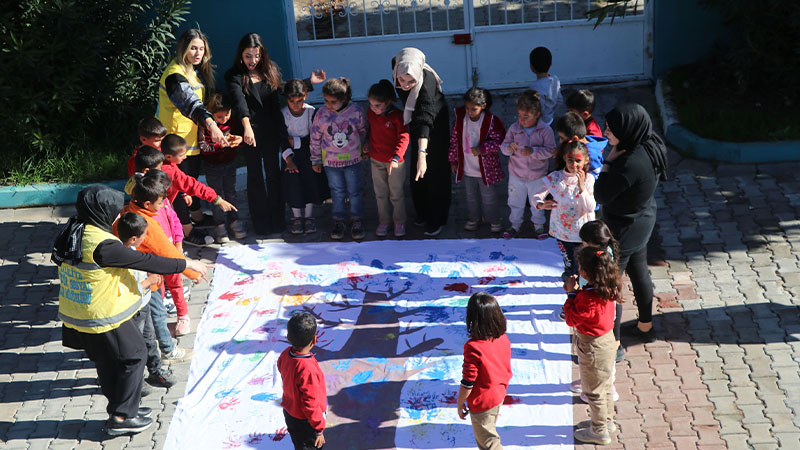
[3,146,127,186]
[666,62,800,142]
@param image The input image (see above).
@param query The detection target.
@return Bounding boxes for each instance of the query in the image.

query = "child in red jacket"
[366,79,410,238]
[278,312,327,449]
[127,118,167,178]
[457,292,512,450]
[449,87,506,234]
[564,246,622,445]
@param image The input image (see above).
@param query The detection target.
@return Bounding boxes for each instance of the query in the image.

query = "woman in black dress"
[393,48,451,236]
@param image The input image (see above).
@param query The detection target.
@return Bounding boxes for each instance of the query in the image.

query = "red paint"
[478,276,496,285]
[218,397,241,410]
[234,278,255,286]
[212,312,230,319]
[444,283,469,293]
[441,392,458,404]
[219,291,241,301]
[269,427,288,441]
[503,395,521,405]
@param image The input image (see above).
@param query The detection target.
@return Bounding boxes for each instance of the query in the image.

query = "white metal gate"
[285,0,651,101]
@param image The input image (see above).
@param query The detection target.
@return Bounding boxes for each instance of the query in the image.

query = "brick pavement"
[2,85,800,449]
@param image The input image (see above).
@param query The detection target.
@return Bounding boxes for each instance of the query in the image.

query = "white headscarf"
[392,48,443,125]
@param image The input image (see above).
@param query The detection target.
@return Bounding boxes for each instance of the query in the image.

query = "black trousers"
[613,245,655,340]
[407,144,451,232]
[244,143,285,234]
[284,409,323,450]
[557,240,580,281]
[81,318,146,418]
[132,302,161,375]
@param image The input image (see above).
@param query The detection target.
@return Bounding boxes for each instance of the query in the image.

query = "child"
[127,118,167,178]
[448,87,505,233]
[366,79,410,238]
[500,90,556,239]
[281,79,329,236]
[117,212,177,388]
[277,312,327,450]
[554,112,608,177]
[533,140,596,280]
[563,246,622,445]
[310,78,368,241]
[529,47,562,125]
[160,134,238,245]
[457,292,512,450]
[566,89,602,137]
[199,93,246,243]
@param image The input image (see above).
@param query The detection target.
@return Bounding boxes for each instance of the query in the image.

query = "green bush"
[0,0,190,185]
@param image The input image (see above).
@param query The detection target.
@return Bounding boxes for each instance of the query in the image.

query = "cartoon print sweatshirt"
[310,102,367,168]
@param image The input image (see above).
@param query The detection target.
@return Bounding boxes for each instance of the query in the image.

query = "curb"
[0,168,250,209]
[655,77,800,163]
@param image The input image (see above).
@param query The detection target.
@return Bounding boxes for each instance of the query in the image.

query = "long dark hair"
[233,33,282,93]
[579,220,620,257]
[577,246,622,302]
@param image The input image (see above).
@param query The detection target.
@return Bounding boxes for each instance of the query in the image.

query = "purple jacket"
[500,120,556,181]
[449,107,506,186]
[310,102,367,168]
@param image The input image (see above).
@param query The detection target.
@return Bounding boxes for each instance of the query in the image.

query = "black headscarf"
[606,103,668,181]
[76,184,124,232]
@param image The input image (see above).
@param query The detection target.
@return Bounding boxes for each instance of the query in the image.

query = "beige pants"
[371,158,407,225]
[470,404,503,450]
[577,330,618,434]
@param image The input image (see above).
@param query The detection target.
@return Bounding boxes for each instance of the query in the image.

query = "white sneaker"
[163,299,177,315]
[576,419,617,434]
[569,379,582,394]
[574,426,612,445]
[214,224,229,244]
[162,346,194,363]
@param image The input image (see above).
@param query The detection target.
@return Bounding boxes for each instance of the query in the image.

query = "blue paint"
[251,392,279,402]
[447,270,461,279]
[352,370,374,385]
[370,259,384,269]
[366,357,389,364]
[485,286,507,294]
[419,264,432,275]
[215,388,241,399]
[332,360,354,371]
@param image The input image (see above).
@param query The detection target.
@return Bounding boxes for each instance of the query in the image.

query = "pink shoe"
[394,223,406,237]
[175,316,191,336]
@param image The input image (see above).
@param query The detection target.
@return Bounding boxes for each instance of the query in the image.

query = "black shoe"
[351,219,365,240]
[624,323,656,343]
[330,221,346,240]
[413,218,426,227]
[191,213,216,228]
[616,346,626,362]
[184,229,213,246]
[423,225,443,236]
[137,407,152,418]
[105,415,153,436]
[146,368,176,388]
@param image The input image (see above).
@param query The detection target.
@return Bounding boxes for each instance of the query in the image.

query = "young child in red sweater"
[565,89,602,138]
[127,118,167,178]
[563,245,622,445]
[457,292,512,450]
[277,312,327,449]
[366,79,410,238]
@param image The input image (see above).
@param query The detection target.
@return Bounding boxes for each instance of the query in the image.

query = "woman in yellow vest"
[157,28,225,244]
[55,185,208,436]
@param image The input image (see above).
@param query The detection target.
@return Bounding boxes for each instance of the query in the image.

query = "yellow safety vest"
[58,225,144,334]
[156,59,205,155]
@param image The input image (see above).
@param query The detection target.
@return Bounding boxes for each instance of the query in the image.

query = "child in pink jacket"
[448,87,506,233]
[500,90,556,239]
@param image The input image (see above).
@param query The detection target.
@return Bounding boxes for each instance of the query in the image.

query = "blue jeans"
[325,164,363,221]
[148,289,174,354]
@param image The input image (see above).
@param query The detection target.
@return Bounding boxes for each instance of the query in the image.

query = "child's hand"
[458,402,469,420]
[183,195,193,207]
[143,273,161,288]
[508,142,518,153]
[361,143,370,159]
[284,157,299,173]
[576,170,586,193]
[227,134,243,147]
[450,163,457,175]
[519,146,533,156]
[388,160,399,175]
[470,146,481,156]
[565,275,578,292]
[312,164,323,173]
[217,198,239,212]
[310,69,326,84]
[537,200,558,210]
[552,147,559,158]
[288,136,294,148]
[314,433,325,448]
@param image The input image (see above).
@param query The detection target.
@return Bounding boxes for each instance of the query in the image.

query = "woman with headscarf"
[595,103,668,353]
[393,48,451,236]
[55,185,208,436]
[157,28,225,244]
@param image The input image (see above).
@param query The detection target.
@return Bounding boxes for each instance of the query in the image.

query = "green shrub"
[0,0,190,184]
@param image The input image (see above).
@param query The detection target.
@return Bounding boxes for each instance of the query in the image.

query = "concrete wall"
[653,0,729,76]
[177,2,294,90]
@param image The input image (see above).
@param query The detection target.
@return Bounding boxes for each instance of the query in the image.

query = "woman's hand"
[243,126,256,147]
[207,121,229,146]
[284,156,299,173]
[185,259,209,280]
[310,69,326,84]
[605,145,626,163]
[415,153,427,181]
[576,170,586,193]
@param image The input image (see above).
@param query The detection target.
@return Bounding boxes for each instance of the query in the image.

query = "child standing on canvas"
[448,87,506,233]
[310,78,368,240]
[457,292,512,450]
[366,79,410,238]
[282,79,328,235]
[563,246,621,445]
[533,140,596,280]
[500,90,556,239]
[277,312,327,449]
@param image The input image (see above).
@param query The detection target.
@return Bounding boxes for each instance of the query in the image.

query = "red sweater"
[461,334,512,413]
[127,145,142,178]
[277,347,327,433]
[585,118,602,138]
[367,107,409,163]
[563,287,615,336]
[161,162,218,204]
